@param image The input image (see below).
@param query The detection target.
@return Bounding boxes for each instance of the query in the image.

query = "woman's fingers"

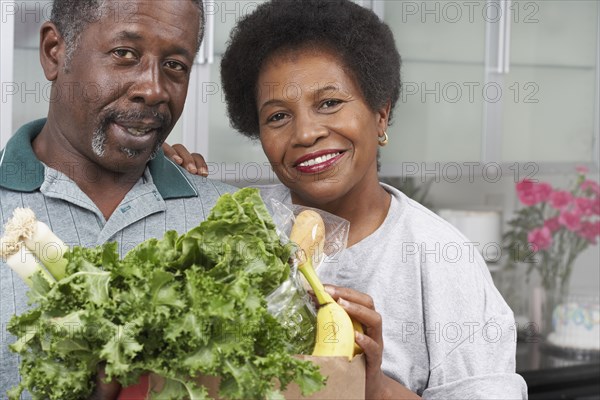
[325,285,375,311]
[337,297,383,342]
[161,142,182,164]
[189,152,209,176]
[354,327,382,363]
[171,144,199,175]
[324,285,374,307]
[161,143,208,176]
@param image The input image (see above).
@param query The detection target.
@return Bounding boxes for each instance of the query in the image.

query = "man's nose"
[128,61,170,106]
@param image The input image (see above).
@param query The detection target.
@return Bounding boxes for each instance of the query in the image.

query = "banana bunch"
[290,210,363,361]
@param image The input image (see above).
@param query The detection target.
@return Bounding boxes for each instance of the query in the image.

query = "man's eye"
[113,49,135,59]
[165,61,186,71]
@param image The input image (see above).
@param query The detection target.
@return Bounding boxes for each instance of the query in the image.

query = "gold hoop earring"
[378,131,389,147]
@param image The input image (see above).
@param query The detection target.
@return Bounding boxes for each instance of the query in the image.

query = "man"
[0,0,233,397]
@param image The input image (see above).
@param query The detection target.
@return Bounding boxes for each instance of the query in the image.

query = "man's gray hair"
[50,0,204,69]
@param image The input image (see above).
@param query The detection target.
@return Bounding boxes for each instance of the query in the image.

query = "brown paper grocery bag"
[282,354,365,399]
[148,354,365,400]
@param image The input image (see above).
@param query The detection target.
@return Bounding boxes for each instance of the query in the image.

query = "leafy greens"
[8,188,324,399]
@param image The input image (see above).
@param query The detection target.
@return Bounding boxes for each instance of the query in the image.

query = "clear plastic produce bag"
[266,199,350,355]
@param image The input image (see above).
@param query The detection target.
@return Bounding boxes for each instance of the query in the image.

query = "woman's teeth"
[298,152,341,167]
[126,127,152,136]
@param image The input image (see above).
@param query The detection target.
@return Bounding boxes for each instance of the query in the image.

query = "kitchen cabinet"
[381,0,599,172]
[383,0,487,164]
[2,1,598,178]
[499,1,598,163]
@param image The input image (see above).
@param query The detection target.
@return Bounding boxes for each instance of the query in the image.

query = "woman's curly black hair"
[220,0,402,139]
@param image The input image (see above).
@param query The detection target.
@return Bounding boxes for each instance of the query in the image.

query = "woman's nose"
[293,113,328,146]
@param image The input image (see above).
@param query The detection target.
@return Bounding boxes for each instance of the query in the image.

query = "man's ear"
[39,22,65,81]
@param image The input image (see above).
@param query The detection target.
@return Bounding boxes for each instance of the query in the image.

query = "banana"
[290,210,357,361]
[313,301,356,360]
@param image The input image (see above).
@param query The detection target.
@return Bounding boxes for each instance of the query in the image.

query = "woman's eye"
[321,99,342,109]
[267,113,287,123]
[113,49,135,59]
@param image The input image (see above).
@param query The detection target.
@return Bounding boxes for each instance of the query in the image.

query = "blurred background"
[1,1,599,398]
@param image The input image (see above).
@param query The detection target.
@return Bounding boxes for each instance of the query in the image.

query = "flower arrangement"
[503,167,600,291]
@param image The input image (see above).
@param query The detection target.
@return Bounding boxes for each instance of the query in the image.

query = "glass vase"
[537,276,569,341]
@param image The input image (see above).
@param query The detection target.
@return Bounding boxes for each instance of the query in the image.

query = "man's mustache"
[100,108,171,132]
[91,108,172,159]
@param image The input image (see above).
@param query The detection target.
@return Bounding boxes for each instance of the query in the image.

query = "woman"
[166,0,527,398]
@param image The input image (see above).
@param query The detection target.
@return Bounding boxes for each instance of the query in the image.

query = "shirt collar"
[0,118,197,199]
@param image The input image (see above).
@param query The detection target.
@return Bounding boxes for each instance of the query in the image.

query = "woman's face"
[256,48,389,207]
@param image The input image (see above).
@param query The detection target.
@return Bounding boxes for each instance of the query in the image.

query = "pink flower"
[574,197,596,216]
[516,180,553,206]
[591,198,600,215]
[577,221,600,244]
[559,210,582,231]
[528,226,553,251]
[544,216,561,232]
[549,190,573,210]
[581,179,600,196]
[576,165,589,175]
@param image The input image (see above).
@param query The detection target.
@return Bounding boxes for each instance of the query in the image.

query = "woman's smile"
[293,150,346,174]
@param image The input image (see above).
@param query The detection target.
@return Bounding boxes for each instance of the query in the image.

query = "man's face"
[51,0,200,173]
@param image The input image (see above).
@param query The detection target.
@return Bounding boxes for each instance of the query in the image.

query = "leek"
[3,208,68,280]
[0,238,55,287]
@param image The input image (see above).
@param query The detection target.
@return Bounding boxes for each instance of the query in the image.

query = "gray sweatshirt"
[259,183,528,399]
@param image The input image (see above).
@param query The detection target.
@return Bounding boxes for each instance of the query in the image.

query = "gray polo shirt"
[0,119,236,397]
